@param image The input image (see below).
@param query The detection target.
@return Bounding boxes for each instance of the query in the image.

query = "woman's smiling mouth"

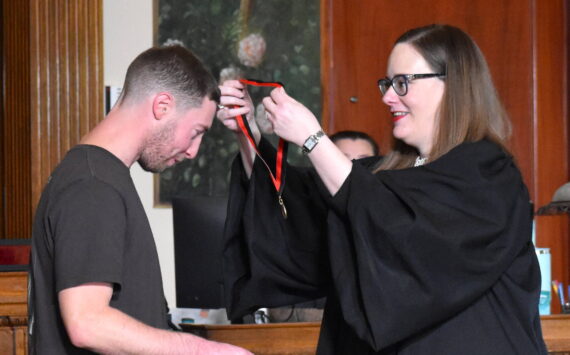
[392,111,408,122]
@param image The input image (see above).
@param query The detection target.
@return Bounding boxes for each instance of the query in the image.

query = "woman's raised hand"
[217,80,260,175]
[216,80,258,134]
[262,87,322,147]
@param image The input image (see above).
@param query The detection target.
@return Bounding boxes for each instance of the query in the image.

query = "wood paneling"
[0,317,28,355]
[1,0,104,239]
[1,0,32,240]
[0,272,28,354]
[29,0,104,219]
[533,0,569,313]
[0,1,4,240]
[321,0,568,310]
[0,272,27,317]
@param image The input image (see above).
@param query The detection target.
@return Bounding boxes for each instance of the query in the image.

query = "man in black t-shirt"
[28,46,252,355]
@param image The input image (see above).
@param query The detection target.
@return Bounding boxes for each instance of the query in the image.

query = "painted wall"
[103,0,178,307]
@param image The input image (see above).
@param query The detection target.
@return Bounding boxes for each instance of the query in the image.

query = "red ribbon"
[234,78,288,198]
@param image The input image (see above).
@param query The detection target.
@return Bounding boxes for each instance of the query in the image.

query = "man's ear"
[152,92,174,120]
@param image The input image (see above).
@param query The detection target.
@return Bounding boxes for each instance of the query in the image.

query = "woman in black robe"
[217,24,547,354]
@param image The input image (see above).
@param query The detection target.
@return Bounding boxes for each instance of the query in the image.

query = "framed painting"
[154,0,321,206]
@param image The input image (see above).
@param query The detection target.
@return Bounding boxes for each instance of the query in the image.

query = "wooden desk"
[180,322,320,355]
[0,316,28,355]
[182,316,570,355]
[541,314,570,354]
[0,271,28,316]
[0,272,28,355]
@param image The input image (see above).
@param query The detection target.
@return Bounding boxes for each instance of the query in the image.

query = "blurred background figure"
[330,130,380,160]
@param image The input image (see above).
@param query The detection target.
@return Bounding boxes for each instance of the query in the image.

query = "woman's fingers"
[219,79,245,92]
[217,104,250,131]
[217,105,250,123]
[259,87,321,146]
[219,86,245,100]
[269,86,288,103]
[218,80,253,115]
[262,96,277,116]
[219,95,249,109]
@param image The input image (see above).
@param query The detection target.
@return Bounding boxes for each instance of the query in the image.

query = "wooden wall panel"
[2,0,32,239]
[533,0,569,313]
[0,0,3,238]
[30,0,104,221]
[0,0,104,239]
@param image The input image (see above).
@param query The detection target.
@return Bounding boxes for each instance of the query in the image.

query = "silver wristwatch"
[302,130,325,154]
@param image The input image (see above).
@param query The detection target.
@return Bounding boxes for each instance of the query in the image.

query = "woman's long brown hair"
[375,24,511,172]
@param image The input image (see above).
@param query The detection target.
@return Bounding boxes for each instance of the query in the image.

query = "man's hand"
[192,336,254,355]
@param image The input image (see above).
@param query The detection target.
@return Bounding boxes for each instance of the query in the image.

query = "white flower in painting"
[255,103,273,134]
[238,33,266,68]
[163,38,185,47]
[219,66,243,84]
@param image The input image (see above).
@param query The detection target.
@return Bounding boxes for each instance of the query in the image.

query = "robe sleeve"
[223,137,331,320]
[326,140,533,350]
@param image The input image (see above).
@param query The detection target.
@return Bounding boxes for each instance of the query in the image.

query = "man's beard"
[138,120,177,173]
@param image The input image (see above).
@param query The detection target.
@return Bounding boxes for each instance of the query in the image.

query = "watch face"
[304,137,317,151]
[302,131,324,154]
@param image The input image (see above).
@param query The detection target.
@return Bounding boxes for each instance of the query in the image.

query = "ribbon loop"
[234,79,288,217]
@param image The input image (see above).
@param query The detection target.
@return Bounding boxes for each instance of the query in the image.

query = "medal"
[278,195,287,218]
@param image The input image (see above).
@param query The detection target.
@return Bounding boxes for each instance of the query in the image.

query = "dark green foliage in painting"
[157,0,320,203]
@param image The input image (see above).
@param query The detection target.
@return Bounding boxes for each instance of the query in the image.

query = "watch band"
[302,130,325,154]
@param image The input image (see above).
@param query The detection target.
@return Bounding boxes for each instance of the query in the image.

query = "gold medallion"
[278,196,288,219]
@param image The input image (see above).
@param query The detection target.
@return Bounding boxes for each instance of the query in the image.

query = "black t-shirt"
[223,138,547,354]
[29,145,169,354]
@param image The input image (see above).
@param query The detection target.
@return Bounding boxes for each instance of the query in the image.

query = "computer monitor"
[172,196,228,309]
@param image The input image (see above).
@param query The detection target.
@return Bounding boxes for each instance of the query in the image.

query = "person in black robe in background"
[330,130,380,160]
[217,24,547,354]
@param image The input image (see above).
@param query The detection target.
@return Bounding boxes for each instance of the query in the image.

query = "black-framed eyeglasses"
[377,73,446,96]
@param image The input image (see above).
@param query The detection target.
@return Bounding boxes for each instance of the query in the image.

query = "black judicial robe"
[222,138,547,354]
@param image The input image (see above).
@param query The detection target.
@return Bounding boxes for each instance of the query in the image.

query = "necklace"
[414,156,427,167]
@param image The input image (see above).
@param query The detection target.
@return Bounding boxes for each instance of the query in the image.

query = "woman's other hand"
[262,87,322,147]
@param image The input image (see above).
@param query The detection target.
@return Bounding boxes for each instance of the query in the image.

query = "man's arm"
[59,282,251,355]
